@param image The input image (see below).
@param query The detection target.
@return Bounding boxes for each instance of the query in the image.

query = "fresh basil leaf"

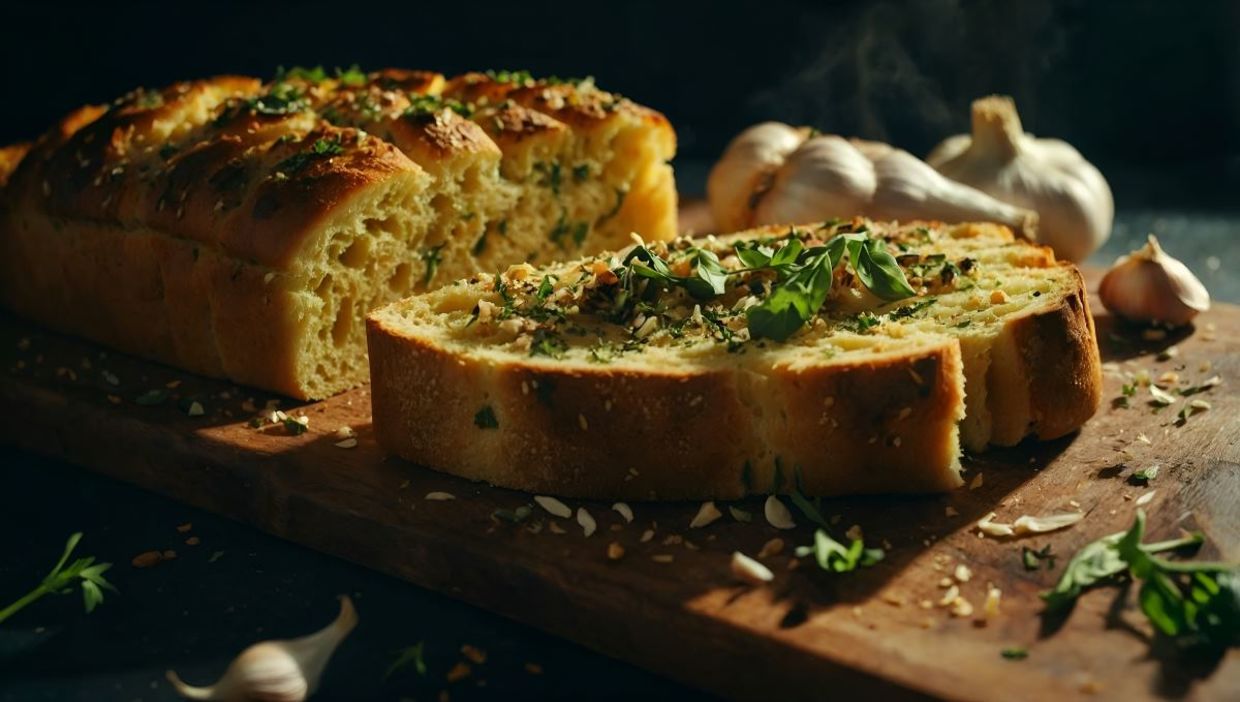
[1139,573,1184,636]
[734,243,773,269]
[855,238,917,300]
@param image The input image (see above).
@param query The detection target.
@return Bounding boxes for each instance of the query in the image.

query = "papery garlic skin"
[927,96,1113,262]
[707,122,809,233]
[1099,235,1209,326]
[708,122,1035,236]
[167,596,358,702]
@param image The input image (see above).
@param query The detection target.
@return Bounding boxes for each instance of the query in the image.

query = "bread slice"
[367,219,1101,499]
[0,69,675,399]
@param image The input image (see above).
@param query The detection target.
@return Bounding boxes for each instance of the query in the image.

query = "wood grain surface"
[1,270,1237,701]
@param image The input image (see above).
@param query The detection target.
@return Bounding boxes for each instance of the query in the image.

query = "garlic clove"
[753,135,876,226]
[707,122,809,231]
[857,139,1038,237]
[1099,234,1209,326]
[167,596,358,702]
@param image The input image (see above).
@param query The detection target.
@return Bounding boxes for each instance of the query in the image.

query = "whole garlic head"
[167,596,358,702]
[708,122,1036,235]
[707,122,809,232]
[927,96,1114,262]
[1099,234,1209,326]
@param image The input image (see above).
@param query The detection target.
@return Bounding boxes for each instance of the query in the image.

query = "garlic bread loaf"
[367,219,1101,499]
[0,69,676,399]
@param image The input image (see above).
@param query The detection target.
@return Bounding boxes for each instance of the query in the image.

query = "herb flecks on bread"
[367,219,1103,500]
[0,68,676,399]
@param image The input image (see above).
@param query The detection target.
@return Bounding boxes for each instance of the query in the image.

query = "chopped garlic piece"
[534,495,572,518]
[764,496,796,530]
[730,552,775,585]
[577,507,597,537]
[612,502,634,523]
[689,501,723,529]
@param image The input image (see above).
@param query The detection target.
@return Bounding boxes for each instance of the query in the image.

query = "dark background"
[1,2,1237,700]
[2,0,1238,206]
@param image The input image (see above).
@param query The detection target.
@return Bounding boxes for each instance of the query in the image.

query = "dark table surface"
[1,176,1235,701]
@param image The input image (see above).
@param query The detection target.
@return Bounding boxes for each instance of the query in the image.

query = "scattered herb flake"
[474,405,499,429]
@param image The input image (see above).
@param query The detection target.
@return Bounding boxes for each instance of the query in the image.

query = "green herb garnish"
[474,405,499,429]
[743,231,915,342]
[0,533,116,624]
[485,69,533,85]
[386,641,427,678]
[421,243,446,285]
[1128,465,1160,485]
[1022,545,1055,571]
[404,94,474,118]
[1043,511,1238,649]
[536,275,557,300]
[794,529,885,573]
[1000,647,1029,660]
[335,64,367,86]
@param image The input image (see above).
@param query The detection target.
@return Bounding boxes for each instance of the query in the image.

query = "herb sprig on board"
[0,533,116,624]
[1043,510,1239,649]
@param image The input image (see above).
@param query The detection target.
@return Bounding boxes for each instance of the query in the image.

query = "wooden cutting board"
[2,269,1237,701]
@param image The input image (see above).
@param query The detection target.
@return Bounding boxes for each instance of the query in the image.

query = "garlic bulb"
[1099,234,1209,326]
[707,122,1036,235]
[927,96,1113,262]
[167,596,358,702]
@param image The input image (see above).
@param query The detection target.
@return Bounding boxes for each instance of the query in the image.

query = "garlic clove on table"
[167,595,358,702]
[1099,234,1209,326]
[927,95,1114,262]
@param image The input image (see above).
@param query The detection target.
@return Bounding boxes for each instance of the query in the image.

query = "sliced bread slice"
[366,219,1101,499]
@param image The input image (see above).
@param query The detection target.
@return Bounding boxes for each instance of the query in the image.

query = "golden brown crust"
[0,143,31,188]
[0,68,678,399]
[1010,265,1103,441]
[367,314,965,500]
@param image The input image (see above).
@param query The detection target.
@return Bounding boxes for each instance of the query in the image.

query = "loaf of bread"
[367,219,1102,499]
[0,69,676,399]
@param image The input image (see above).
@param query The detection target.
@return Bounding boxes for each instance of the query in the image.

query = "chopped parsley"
[529,329,568,358]
[245,83,309,115]
[485,69,533,85]
[572,164,590,182]
[274,136,345,174]
[1128,465,1159,485]
[404,94,474,118]
[473,405,499,429]
[1021,545,1056,571]
[1000,647,1029,660]
[421,243,446,285]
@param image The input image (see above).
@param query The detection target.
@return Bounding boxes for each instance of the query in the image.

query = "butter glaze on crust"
[0,69,677,398]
